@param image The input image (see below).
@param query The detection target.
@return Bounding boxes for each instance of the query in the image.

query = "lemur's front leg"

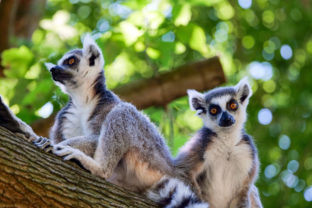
[230,173,255,208]
[53,144,107,177]
[250,185,263,208]
[53,124,130,179]
[33,137,53,152]
[53,136,98,156]
[231,186,251,208]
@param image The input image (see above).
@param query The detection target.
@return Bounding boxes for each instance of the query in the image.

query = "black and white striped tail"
[147,176,209,208]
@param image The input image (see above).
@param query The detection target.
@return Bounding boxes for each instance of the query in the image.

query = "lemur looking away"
[43,35,209,208]
[174,79,263,208]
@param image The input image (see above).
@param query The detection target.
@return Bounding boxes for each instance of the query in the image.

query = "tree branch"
[0,126,158,207]
[31,56,225,136]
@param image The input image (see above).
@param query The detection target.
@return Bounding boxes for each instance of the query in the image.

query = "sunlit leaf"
[176,23,208,55]
[2,46,34,78]
[119,21,143,46]
[172,4,192,26]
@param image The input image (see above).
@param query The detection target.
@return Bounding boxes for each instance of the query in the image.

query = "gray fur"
[47,35,208,208]
[204,87,236,103]
[0,96,38,142]
[175,79,262,208]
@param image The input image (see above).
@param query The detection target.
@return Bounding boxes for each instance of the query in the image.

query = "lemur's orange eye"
[230,103,237,109]
[210,108,217,115]
[228,100,238,110]
[69,58,75,65]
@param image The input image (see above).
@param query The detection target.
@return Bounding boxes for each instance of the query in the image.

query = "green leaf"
[172,4,192,26]
[176,23,208,55]
[2,46,34,78]
[189,0,224,6]
[189,24,208,55]
[119,21,143,46]
[100,36,125,65]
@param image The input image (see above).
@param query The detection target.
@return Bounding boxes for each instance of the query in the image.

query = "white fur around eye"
[196,109,204,115]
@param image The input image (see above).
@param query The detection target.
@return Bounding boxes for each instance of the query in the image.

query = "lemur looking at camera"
[43,35,209,208]
[174,79,263,208]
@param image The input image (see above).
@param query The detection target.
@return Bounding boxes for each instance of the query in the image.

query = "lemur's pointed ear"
[235,77,252,104]
[82,34,104,67]
[44,63,55,71]
[187,89,206,115]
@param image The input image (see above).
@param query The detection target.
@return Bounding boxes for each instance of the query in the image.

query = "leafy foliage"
[1,0,312,207]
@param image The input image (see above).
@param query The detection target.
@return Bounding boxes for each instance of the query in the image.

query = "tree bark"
[31,56,226,136]
[0,126,158,208]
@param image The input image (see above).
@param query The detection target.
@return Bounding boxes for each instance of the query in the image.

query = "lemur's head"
[45,35,104,94]
[188,78,252,132]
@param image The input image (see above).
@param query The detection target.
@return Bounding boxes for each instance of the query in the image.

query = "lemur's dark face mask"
[50,65,73,84]
[50,56,80,84]
[208,99,239,128]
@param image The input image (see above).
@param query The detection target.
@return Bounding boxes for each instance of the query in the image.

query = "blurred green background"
[1,0,312,207]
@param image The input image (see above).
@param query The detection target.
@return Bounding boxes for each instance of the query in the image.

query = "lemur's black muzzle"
[219,111,235,127]
[50,66,73,83]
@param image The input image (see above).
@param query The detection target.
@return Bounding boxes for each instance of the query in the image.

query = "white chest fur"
[202,137,253,208]
[62,98,98,139]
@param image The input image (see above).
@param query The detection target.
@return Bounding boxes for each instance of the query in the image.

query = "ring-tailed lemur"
[43,35,208,208]
[174,78,263,208]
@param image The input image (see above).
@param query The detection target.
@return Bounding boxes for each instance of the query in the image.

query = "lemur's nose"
[219,111,235,127]
[50,65,63,73]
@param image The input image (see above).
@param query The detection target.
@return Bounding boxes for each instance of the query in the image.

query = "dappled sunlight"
[238,0,252,9]
[105,52,136,89]
[304,187,312,202]
[264,164,278,179]
[280,44,293,60]
[248,61,273,81]
[40,11,77,40]
[279,135,291,150]
[37,102,54,118]
[258,108,272,125]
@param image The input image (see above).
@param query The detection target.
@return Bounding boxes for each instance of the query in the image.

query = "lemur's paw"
[33,137,53,152]
[53,145,83,161]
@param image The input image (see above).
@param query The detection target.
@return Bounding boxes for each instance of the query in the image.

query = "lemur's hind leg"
[53,117,131,179]
[53,134,129,178]
[53,104,145,179]
[53,144,105,176]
